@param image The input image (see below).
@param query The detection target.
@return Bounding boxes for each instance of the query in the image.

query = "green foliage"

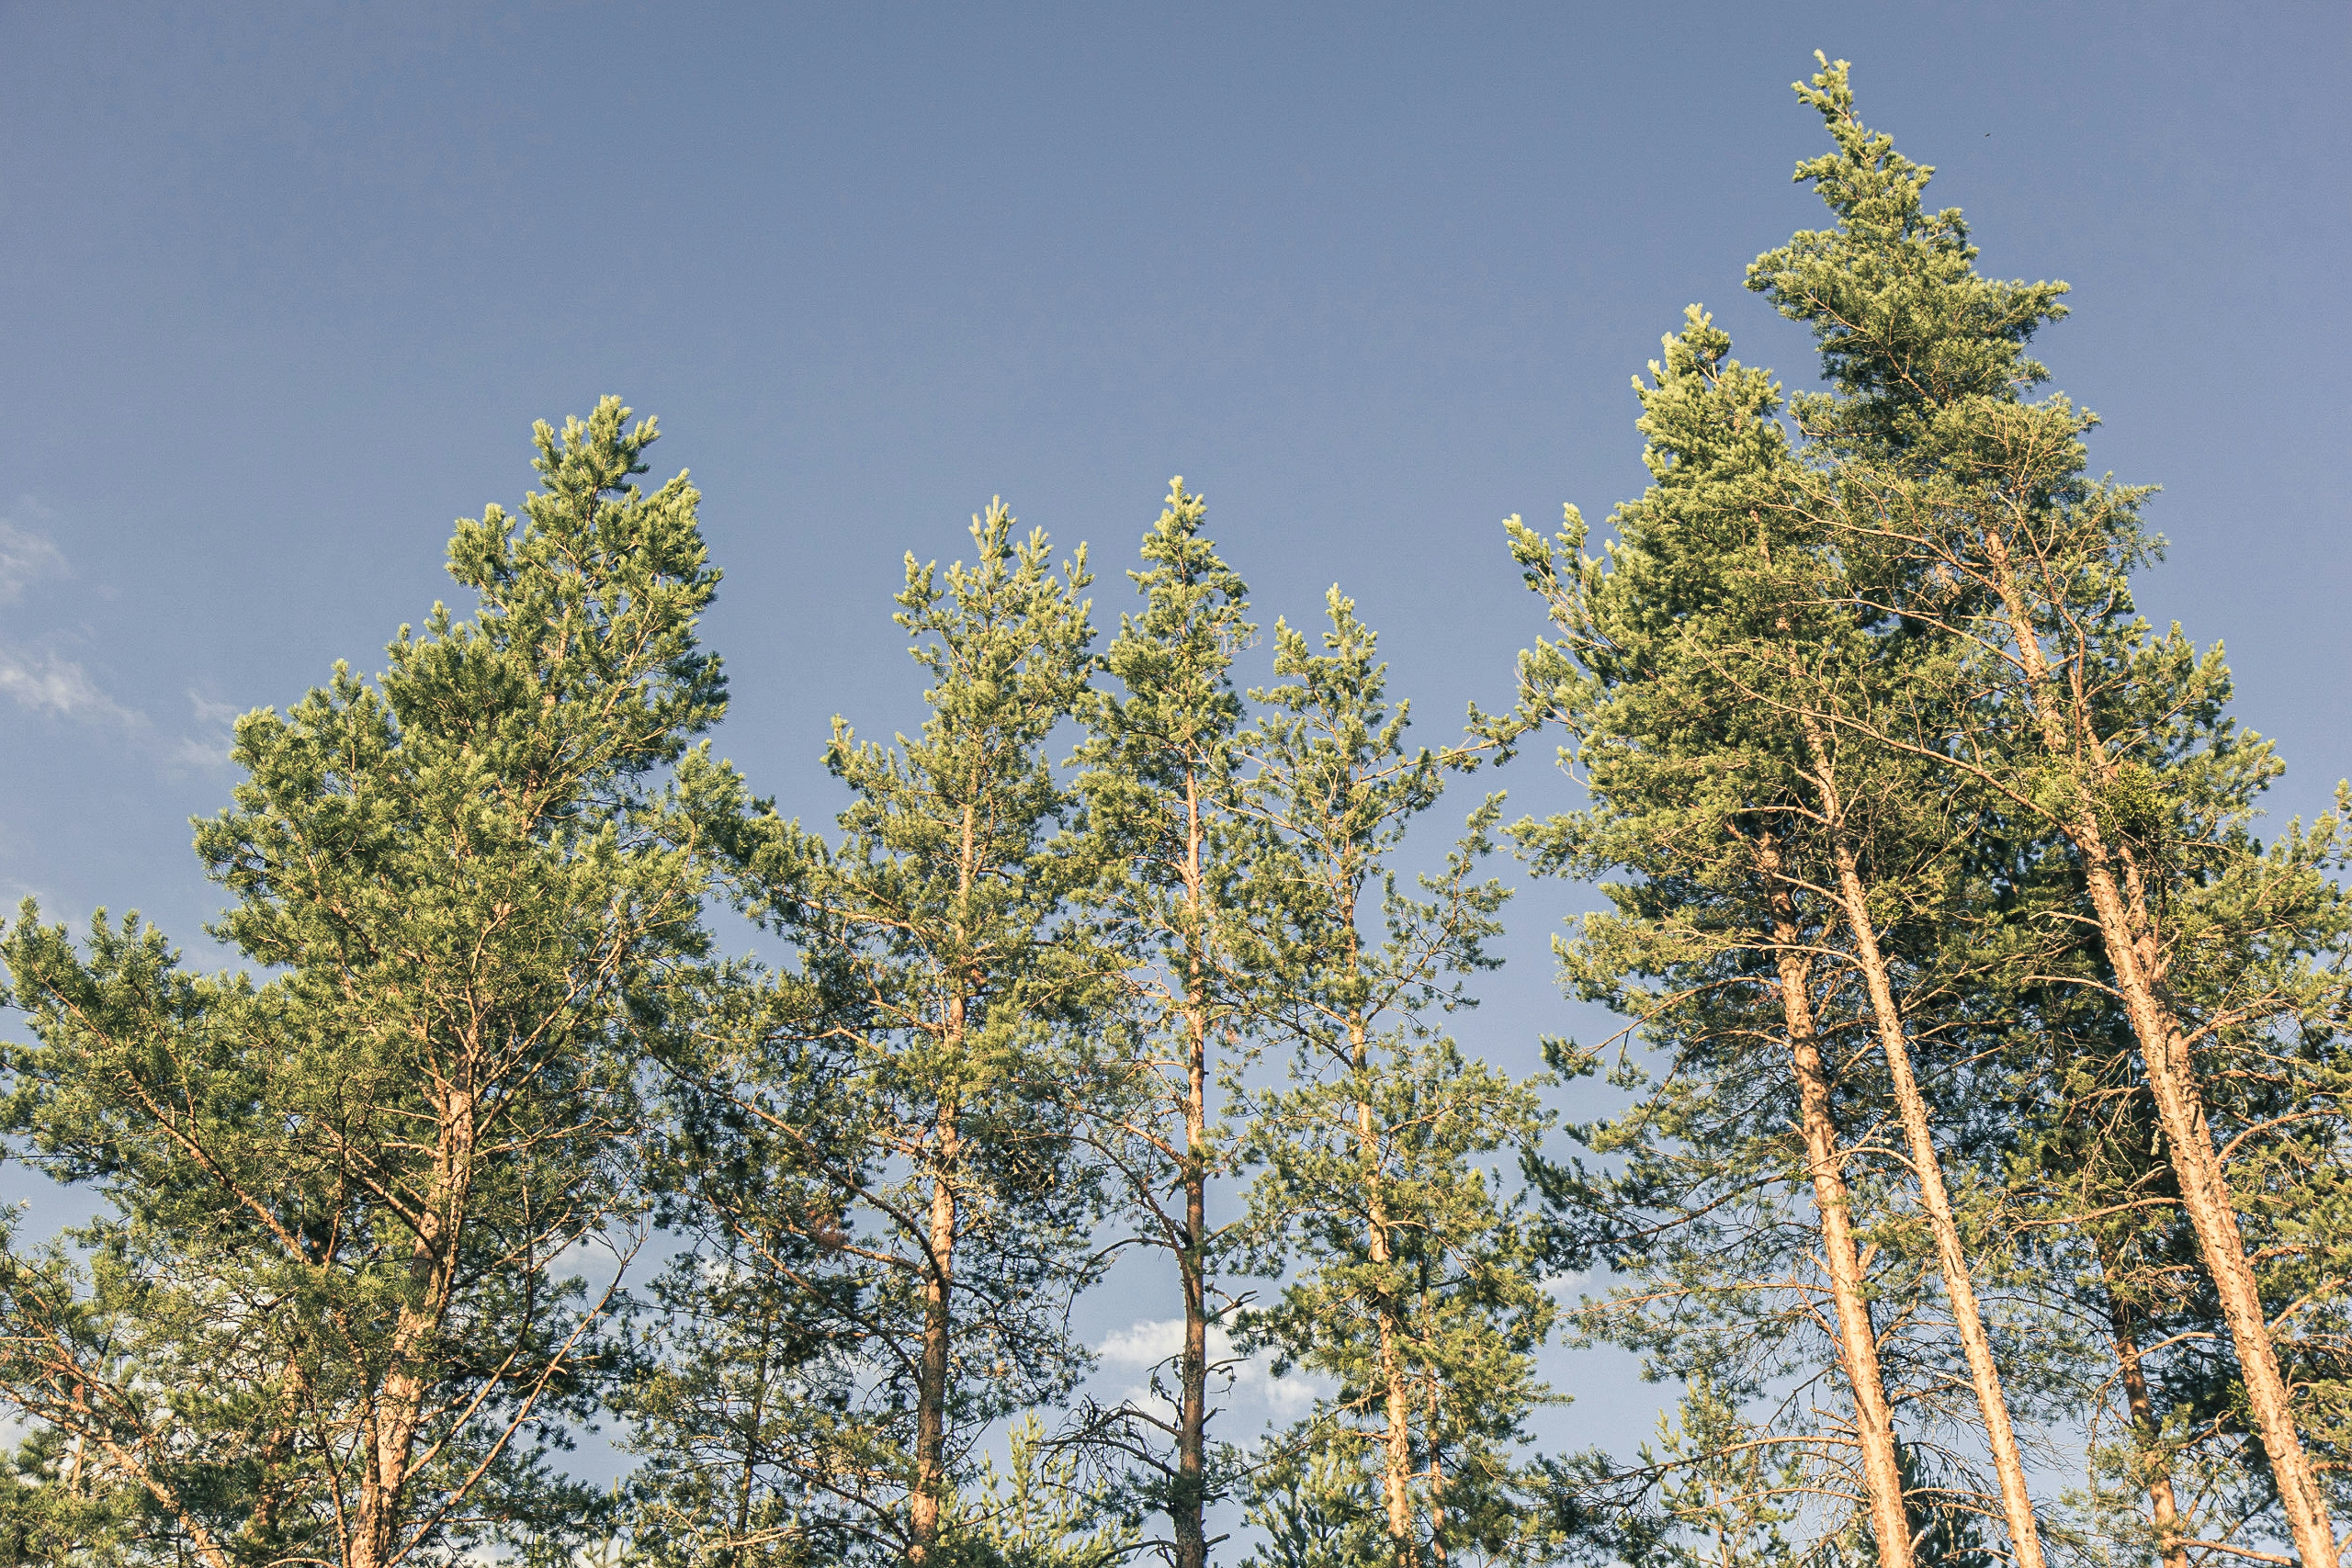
[629,500,1112,1566]
[1231,591,1562,1567]
[1624,1375,1809,1568]
[1749,57,2352,1549]
[941,1415,1140,1568]
[0,397,721,1566]
[1845,1448,1994,1568]
[1069,479,1261,1557]
[1235,1444,1392,1568]
[2,47,2348,1568]
[1497,305,1946,1552]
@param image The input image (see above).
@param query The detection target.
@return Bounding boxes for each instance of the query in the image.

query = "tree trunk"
[351,1089,474,1568]
[1794,706,2047,1568]
[1173,993,1210,1568]
[1758,836,1914,1568]
[910,803,984,1565]
[2100,1264,2188,1568]
[233,1354,312,1559]
[1832,839,2046,1568]
[1981,532,2337,1565]
[1353,1005,1417,1567]
[1375,1302,1415,1568]
[909,1104,959,1565]
[1426,1373,1449,1566]
[1173,777,1212,1568]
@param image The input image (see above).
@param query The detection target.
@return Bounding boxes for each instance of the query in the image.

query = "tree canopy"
[3,54,2346,1568]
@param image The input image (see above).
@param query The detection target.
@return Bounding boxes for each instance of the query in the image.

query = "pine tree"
[614,1049,864,1568]
[1070,479,1258,1568]
[1847,1446,1995,1568]
[639,503,1111,1566]
[1630,1373,1810,1568]
[0,398,723,1568]
[945,1414,1140,1568]
[1493,315,1926,1566]
[1232,590,1561,1568]
[2006,1004,2211,1568]
[1746,57,2352,1563]
[1235,1443,1392,1568]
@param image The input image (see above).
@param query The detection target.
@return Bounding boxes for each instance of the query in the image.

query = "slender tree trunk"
[1981,533,2337,1566]
[1174,995,1211,1568]
[233,1354,312,1558]
[2098,1258,2188,1568]
[352,1089,475,1568]
[1426,1373,1449,1566]
[735,1309,778,1561]
[910,1102,959,1564]
[909,802,986,1565]
[1351,1004,1417,1568]
[1758,836,1914,1568]
[1831,835,2046,1568]
[1374,1302,1415,1568]
[1174,778,1212,1568]
[1794,710,2048,1568]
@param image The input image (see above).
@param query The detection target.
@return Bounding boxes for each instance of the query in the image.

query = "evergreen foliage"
[1230,592,1562,1568]
[1069,480,1259,1568]
[0,399,722,1567]
[0,49,2346,1568]
[626,503,1111,1567]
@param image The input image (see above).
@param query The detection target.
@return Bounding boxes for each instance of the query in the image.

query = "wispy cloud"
[0,510,66,602]
[1543,1268,1594,1301]
[0,508,234,776]
[168,689,244,771]
[0,647,141,727]
[1095,1317,1323,1419]
[0,505,142,728]
[188,691,242,730]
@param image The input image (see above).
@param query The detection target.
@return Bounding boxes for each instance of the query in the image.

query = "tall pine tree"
[1072,479,1258,1568]
[0,399,723,1568]
[1234,590,1561,1568]
[642,503,1111,1566]
[1747,58,2352,1563]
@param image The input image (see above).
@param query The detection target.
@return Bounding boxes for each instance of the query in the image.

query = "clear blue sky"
[3,0,2347,1480]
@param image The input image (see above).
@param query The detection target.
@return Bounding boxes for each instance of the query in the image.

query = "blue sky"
[3,0,2347,1493]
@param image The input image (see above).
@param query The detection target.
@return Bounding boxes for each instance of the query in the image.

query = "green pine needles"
[3,52,2349,1568]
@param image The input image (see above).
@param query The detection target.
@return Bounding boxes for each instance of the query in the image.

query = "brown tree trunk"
[234,1355,314,1561]
[1351,1002,1418,1567]
[1758,836,1914,1568]
[2099,1259,2188,1568]
[1832,838,2046,1568]
[909,1105,958,1565]
[1173,994,1210,1568]
[1333,990,1416,1567]
[1981,533,2337,1565]
[738,1307,780,1551]
[1794,706,2047,1568]
[1173,779,1212,1568]
[1426,1373,1449,1566]
[1375,1303,1415,1568]
[909,803,986,1565]
[351,1090,474,1568]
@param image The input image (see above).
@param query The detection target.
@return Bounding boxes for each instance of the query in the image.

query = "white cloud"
[0,647,139,727]
[0,514,65,602]
[0,507,146,731]
[1094,1316,1325,1419]
[168,735,231,770]
[1098,1317,1188,1368]
[188,691,242,729]
[1261,1361,1321,1416]
[1543,1268,1594,1301]
[168,689,244,770]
